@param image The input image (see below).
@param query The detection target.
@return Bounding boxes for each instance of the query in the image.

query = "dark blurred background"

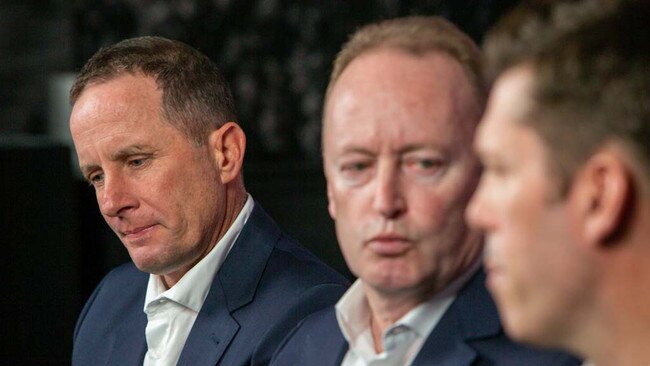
[0,0,518,364]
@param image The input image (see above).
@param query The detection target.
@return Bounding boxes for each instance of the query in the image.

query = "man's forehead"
[330,49,476,115]
[73,73,160,108]
[324,116,470,163]
[336,48,466,88]
[479,67,534,132]
[72,74,161,122]
[494,66,535,118]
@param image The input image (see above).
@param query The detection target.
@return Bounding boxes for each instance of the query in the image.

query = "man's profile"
[467,1,650,365]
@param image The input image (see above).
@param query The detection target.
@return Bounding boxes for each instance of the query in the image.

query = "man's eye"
[88,173,104,186]
[342,162,369,172]
[338,160,373,185]
[405,157,445,173]
[415,159,442,169]
[129,158,146,167]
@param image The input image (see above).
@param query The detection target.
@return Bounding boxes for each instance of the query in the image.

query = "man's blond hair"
[325,16,486,110]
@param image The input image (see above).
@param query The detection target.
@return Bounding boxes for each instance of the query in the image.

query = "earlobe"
[577,149,631,246]
[208,122,246,184]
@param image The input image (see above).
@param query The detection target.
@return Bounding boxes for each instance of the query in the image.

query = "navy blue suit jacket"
[72,202,350,366]
[271,270,581,366]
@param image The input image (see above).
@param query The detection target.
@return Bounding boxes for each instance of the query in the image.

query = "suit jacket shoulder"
[271,269,581,366]
[180,203,349,366]
[72,262,149,365]
[72,202,349,366]
[410,270,581,366]
[271,307,347,366]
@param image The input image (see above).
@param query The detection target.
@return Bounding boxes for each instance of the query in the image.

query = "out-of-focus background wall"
[0,1,518,364]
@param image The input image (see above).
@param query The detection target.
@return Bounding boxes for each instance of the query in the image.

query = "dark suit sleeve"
[72,263,149,366]
[270,307,347,366]
[269,316,307,365]
[251,283,347,366]
[73,271,110,342]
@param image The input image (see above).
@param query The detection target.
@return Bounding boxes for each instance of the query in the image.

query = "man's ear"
[570,148,631,246]
[208,122,246,184]
[326,175,337,219]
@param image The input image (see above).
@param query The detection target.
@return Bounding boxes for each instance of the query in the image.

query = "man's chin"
[133,261,168,275]
[364,273,427,297]
[129,252,175,275]
[499,304,560,349]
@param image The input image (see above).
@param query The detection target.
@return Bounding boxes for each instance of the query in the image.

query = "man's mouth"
[365,234,413,256]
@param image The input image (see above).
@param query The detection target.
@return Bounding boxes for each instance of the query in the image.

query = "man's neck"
[362,262,481,353]
[586,332,650,366]
[591,290,650,365]
[161,188,248,288]
[364,286,433,353]
[579,242,650,366]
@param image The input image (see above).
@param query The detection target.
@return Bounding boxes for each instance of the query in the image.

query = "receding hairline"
[324,16,486,111]
[69,36,238,146]
[323,46,483,130]
[72,69,162,104]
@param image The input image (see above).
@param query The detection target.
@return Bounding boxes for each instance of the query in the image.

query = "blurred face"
[466,67,594,346]
[70,73,227,284]
[323,49,483,300]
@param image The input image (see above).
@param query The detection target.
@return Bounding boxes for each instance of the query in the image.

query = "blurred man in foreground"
[467,1,650,365]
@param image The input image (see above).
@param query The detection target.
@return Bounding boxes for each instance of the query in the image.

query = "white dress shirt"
[336,261,480,366]
[142,195,254,366]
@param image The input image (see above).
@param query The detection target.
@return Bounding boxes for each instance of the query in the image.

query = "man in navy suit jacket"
[69,36,348,365]
[272,270,577,366]
[272,16,579,366]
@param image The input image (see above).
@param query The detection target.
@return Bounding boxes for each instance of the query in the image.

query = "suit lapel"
[313,309,348,366]
[217,203,278,310]
[108,311,147,365]
[411,269,501,366]
[176,279,240,365]
[177,202,278,365]
[410,316,477,366]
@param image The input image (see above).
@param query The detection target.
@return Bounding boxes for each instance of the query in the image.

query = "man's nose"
[373,163,406,219]
[465,178,493,231]
[98,174,138,217]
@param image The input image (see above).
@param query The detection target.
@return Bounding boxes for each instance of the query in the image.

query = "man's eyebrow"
[79,163,100,179]
[339,147,375,156]
[338,144,446,156]
[78,145,156,178]
[397,143,447,155]
[109,145,155,161]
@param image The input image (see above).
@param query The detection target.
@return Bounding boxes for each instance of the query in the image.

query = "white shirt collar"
[335,260,481,362]
[397,261,481,337]
[144,194,254,312]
